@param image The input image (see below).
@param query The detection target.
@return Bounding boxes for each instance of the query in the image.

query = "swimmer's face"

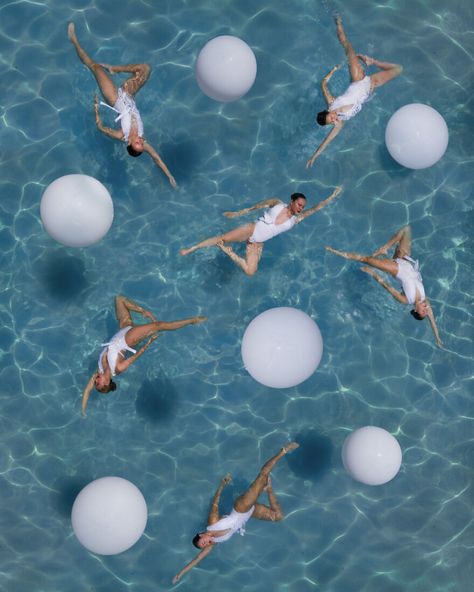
[290,197,306,215]
[326,111,339,125]
[196,533,213,548]
[95,374,110,392]
[415,300,429,318]
[130,137,144,153]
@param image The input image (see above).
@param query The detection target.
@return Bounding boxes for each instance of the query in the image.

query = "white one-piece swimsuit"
[100,88,144,142]
[249,203,297,244]
[98,327,137,377]
[395,256,425,304]
[330,76,373,121]
[206,506,255,543]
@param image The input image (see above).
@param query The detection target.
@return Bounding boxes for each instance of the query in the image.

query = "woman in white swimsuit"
[172,442,299,584]
[81,296,206,415]
[326,226,443,347]
[68,23,177,188]
[180,187,342,276]
[306,15,403,168]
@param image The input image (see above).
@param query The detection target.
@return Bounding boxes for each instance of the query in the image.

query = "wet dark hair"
[192,533,202,549]
[126,145,143,157]
[410,310,425,321]
[316,110,329,126]
[97,380,117,394]
[291,192,307,202]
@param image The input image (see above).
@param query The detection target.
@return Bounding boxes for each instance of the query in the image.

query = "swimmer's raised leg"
[325,246,397,275]
[234,443,299,513]
[252,476,284,522]
[68,23,118,105]
[372,225,411,258]
[180,224,254,256]
[335,15,365,82]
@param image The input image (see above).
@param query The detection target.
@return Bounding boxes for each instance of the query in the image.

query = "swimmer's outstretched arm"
[172,546,213,584]
[321,63,341,105]
[425,303,443,348]
[223,198,281,218]
[297,186,343,221]
[94,95,123,141]
[117,335,157,372]
[359,266,408,304]
[81,371,99,416]
[306,122,344,169]
[207,474,232,525]
[142,141,177,189]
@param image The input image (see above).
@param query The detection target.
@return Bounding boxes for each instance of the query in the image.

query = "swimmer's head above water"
[127,137,144,157]
[289,193,307,215]
[411,300,429,320]
[94,373,117,393]
[193,532,213,549]
[316,110,339,126]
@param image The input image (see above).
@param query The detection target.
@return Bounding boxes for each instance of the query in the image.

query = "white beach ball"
[241,307,323,388]
[195,35,257,102]
[342,426,402,486]
[40,174,114,247]
[385,103,449,169]
[71,476,147,555]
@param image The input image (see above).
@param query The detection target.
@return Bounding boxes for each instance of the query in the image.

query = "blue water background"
[0,0,472,590]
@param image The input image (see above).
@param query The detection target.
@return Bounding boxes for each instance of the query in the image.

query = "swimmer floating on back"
[68,23,177,188]
[306,15,403,168]
[172,442,299,584]
[180,187,342,276]
[81,295,206,415]
[326,225,443,347]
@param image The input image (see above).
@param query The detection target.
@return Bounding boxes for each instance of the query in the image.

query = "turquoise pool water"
[0,0,472,590]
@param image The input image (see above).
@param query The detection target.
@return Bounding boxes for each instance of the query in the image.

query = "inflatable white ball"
[385,103,449,169]
[71,477,147,555]
[241,307,323,388]
[342,426,402,486]
[196,35,257,102]
[41,174,114,247]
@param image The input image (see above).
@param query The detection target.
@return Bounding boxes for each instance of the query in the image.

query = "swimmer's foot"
[282,442,299,455]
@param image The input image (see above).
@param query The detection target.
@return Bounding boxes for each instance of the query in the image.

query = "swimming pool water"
[0,0,472,591]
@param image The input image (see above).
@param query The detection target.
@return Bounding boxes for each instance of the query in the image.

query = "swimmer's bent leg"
[233,443,298,513]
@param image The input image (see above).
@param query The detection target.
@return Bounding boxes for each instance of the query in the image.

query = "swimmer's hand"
[169,175,178,190]
[94,94,99,114]
[192,316,207,325]
[223,210,241,218]
[172,574,181,584]
[306,155,317,169]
